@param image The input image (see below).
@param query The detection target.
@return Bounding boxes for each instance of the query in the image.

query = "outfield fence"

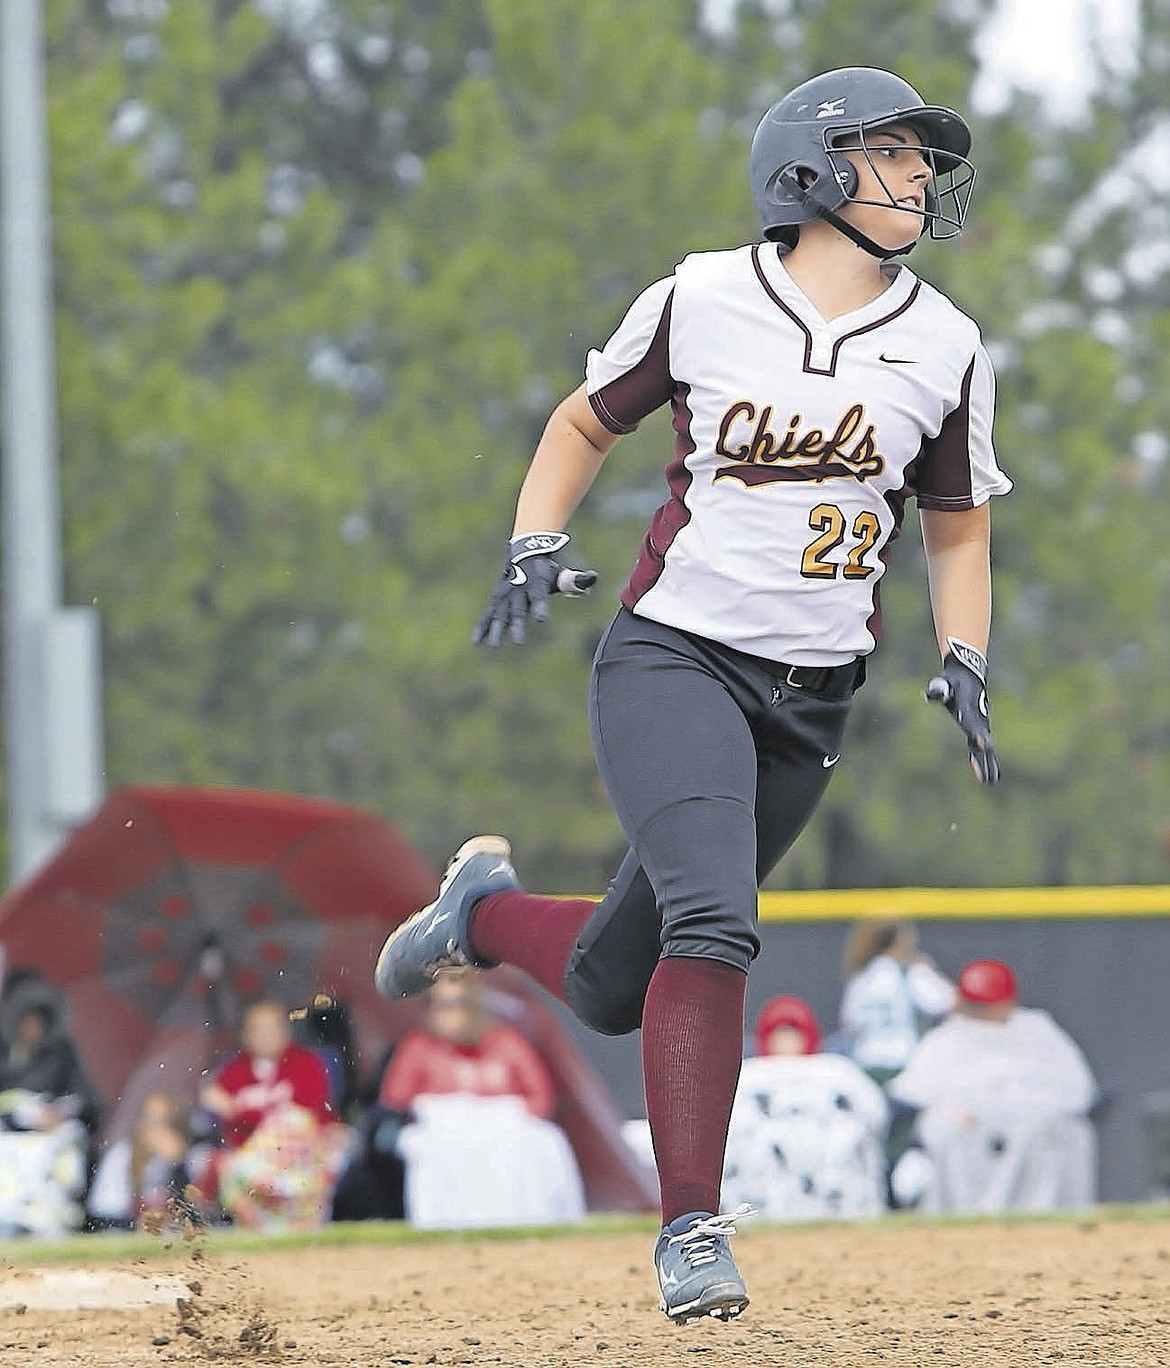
[551,885,1170,1206]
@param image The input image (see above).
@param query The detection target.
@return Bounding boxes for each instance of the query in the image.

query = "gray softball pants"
[563,607,862,1036]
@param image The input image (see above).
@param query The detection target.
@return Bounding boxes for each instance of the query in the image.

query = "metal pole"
[1,0,66,883]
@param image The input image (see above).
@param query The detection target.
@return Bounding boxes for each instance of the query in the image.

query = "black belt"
[780,657,865,699]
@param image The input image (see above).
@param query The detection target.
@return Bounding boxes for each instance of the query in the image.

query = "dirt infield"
[3,1213,1170,1366]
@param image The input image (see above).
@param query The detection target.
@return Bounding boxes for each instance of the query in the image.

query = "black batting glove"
[925,637,1001,785]
[471,531,598,648]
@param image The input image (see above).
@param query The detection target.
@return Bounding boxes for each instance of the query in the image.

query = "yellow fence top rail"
[755,886,1170,922]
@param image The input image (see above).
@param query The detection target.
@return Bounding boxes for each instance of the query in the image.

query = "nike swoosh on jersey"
[879,353,917,365]
[822,754,841,768]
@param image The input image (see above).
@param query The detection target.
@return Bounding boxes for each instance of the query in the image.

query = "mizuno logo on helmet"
[816,98,847,118]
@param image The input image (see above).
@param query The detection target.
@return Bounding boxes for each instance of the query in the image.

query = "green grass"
[2,1204,1169,1269]
[0,1212,660,1267]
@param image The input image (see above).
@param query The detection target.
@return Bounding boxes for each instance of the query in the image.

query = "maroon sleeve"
[915,354,977,510]
[587,289,675,434]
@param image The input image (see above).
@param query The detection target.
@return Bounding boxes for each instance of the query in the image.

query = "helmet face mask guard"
[823,122,975,242]
[750,67,977,260]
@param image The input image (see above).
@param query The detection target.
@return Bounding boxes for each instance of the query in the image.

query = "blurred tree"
[33,0,1169,891]
[852,0,1170,888]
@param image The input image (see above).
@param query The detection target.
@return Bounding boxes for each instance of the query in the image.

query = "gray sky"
[700,0,1141,124]
[972,0,1140,121]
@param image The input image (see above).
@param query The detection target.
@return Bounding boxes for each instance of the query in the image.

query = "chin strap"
[777,169,910,261]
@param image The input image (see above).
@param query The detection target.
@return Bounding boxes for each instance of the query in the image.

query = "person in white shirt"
[888,959,1097,1213]
[377,66,1011,1324]
[838,919,956,1085]
[722,996,889,1222]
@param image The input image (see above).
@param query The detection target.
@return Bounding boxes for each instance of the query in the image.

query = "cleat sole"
[666,1294,750,1326]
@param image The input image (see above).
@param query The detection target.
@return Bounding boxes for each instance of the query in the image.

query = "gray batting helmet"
[749,67,975,255]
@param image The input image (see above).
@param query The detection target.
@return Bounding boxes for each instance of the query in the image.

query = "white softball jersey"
[839,953,957,1075]
[585,243,1013,666]
[887,1008,1097,1116]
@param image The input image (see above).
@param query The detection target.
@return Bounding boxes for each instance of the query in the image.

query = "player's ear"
[841,163,859,197]
[828,158,859,198]
[826,137,862,198]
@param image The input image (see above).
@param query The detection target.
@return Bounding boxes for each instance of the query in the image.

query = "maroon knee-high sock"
[468,891,595,1004]
[642,956,746,1224]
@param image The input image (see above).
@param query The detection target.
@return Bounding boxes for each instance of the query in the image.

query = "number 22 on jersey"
[800,504,881,580]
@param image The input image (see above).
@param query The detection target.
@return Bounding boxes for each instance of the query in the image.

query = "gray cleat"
[373,835,519,998]
[654,1207,752,1326]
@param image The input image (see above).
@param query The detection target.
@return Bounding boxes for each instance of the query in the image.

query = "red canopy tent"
[0,785,654,1213]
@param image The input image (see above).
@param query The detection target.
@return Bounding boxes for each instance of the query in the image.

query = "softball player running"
[376,66,1011,1324]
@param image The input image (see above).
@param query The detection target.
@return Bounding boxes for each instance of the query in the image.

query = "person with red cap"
[720,996,889,1222]
[886,959,1097,1213]
[753,995,823,1057]
[956,957,1018,1007]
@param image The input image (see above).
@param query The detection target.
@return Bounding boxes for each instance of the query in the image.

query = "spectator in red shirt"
[198,1000,347,1231]
[380,972,555,1119]
[378,972,584,1229]
[201,999,333,1145]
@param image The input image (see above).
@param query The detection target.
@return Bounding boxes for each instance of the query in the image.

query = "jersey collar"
[753,242,918,336]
